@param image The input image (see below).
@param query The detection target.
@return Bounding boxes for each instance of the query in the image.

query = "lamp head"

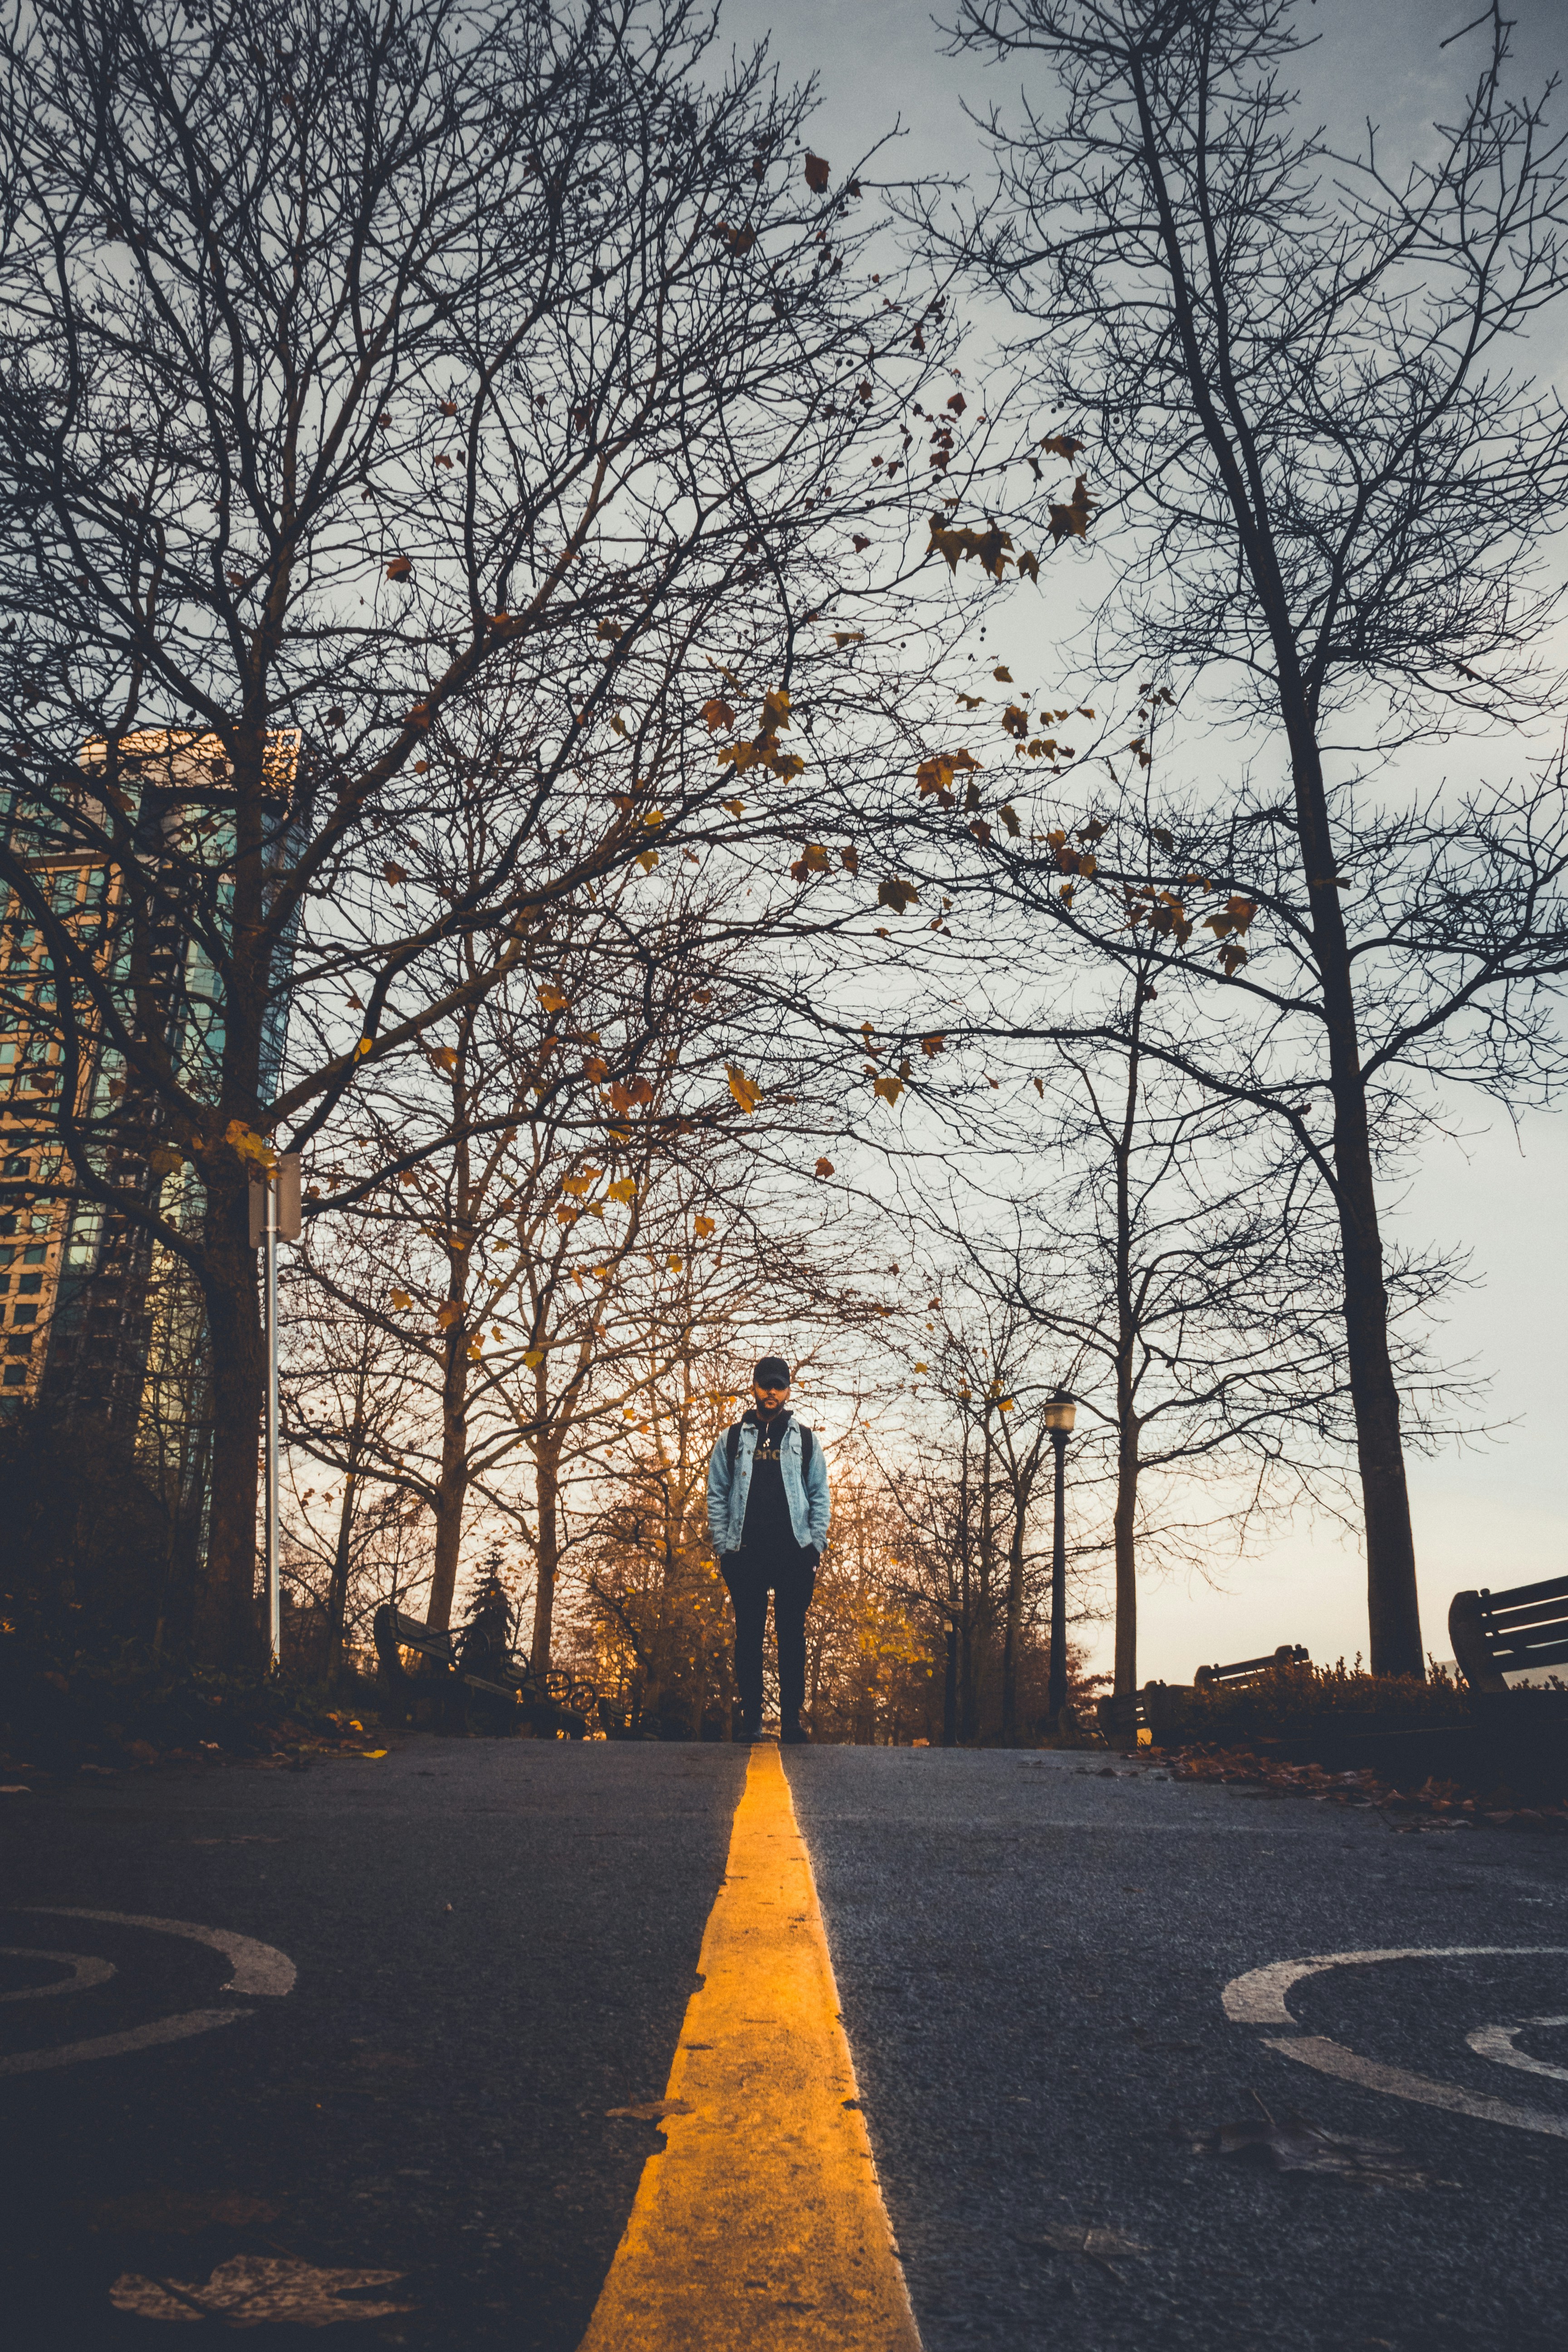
[1042,1388,1077,1436]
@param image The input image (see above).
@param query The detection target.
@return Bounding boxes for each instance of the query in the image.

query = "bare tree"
[0,0,952,1661]
[917,0,1568,1670]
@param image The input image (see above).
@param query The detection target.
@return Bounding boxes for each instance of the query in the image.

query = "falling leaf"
[727,1065,762,1114]
[803,152,830,193]
[813,1156,834,1178]
[110,2255,412,2326]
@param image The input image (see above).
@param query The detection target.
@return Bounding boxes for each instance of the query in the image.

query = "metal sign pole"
[265,1169,280,1671]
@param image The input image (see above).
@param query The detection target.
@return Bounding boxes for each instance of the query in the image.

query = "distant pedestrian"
[706,1357,830,1745]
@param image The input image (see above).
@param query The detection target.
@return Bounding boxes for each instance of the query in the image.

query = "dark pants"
[721,1549,816,1721]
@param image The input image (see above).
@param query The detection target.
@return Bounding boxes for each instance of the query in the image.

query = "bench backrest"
[1449,1574,1568,1694]
[1194,1643,1309,1689]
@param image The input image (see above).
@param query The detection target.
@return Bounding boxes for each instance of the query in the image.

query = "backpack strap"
[728,1417,813,1472]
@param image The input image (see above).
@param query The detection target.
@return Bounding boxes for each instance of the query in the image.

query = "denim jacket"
[706,1413,830,1557]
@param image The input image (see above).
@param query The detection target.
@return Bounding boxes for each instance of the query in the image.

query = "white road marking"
[0,2009,243,2076]
[20,1907,296,1995]
[0,1947,117,2002]
[0,1911,297,2076]
[1222,1945,1568,2138]
[1264,2034,1568,2136]
[1222,1946,1568,2028]
[1466,2016,1568,2085]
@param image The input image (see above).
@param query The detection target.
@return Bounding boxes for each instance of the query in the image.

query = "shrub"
[1171,1657,1472,1747]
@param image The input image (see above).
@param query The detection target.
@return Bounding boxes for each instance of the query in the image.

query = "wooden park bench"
[1193,1643,1310,1690]
[1449,1574,1568,1694]
[372,1602,602,1739]
[1096,1644,1309,1748]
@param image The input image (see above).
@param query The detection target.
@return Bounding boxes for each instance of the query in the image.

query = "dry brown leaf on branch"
[1039,431,1087,459]
[693,1214,716,1238]
[804,151,830,192]
[701,696,735,733]
[727,1065,762,1114]
[813,1156,835,1178]
[877,877,919,913]
[385,555,412,580]
[1048,476,1098,544]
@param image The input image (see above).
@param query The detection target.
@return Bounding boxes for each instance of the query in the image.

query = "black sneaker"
[779,1714,810,1745]
[737,1712,763,1744]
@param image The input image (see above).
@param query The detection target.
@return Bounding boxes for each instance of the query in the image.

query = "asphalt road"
[3,1739,1567,2350]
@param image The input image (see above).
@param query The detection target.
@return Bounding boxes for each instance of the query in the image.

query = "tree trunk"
[1001,1518,1025,1744]
[426,1333,470,1633]
[324,1444,359,1686]
[1112,1015,1141,1697]
[193,1198,264,1669]
[530,1439,561,1673]
[1289,739,1423,1676]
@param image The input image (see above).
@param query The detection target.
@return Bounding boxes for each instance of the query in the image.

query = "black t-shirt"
[740,1408,797,1553]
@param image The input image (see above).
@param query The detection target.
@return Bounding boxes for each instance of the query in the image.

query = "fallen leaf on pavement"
[1191,2100,1449,2188]
[1026,2222,1148,2277]
[110,2254,412,2325]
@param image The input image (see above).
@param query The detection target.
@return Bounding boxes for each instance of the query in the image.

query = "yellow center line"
[576,1745,923,2351]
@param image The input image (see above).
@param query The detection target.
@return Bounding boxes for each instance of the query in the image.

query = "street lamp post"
[1043,1390,1077,1725]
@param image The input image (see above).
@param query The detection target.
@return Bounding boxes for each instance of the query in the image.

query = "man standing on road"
[706,1357,830,1745]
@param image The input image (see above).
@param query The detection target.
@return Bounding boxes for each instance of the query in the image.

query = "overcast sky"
[722,0,1568,1682]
